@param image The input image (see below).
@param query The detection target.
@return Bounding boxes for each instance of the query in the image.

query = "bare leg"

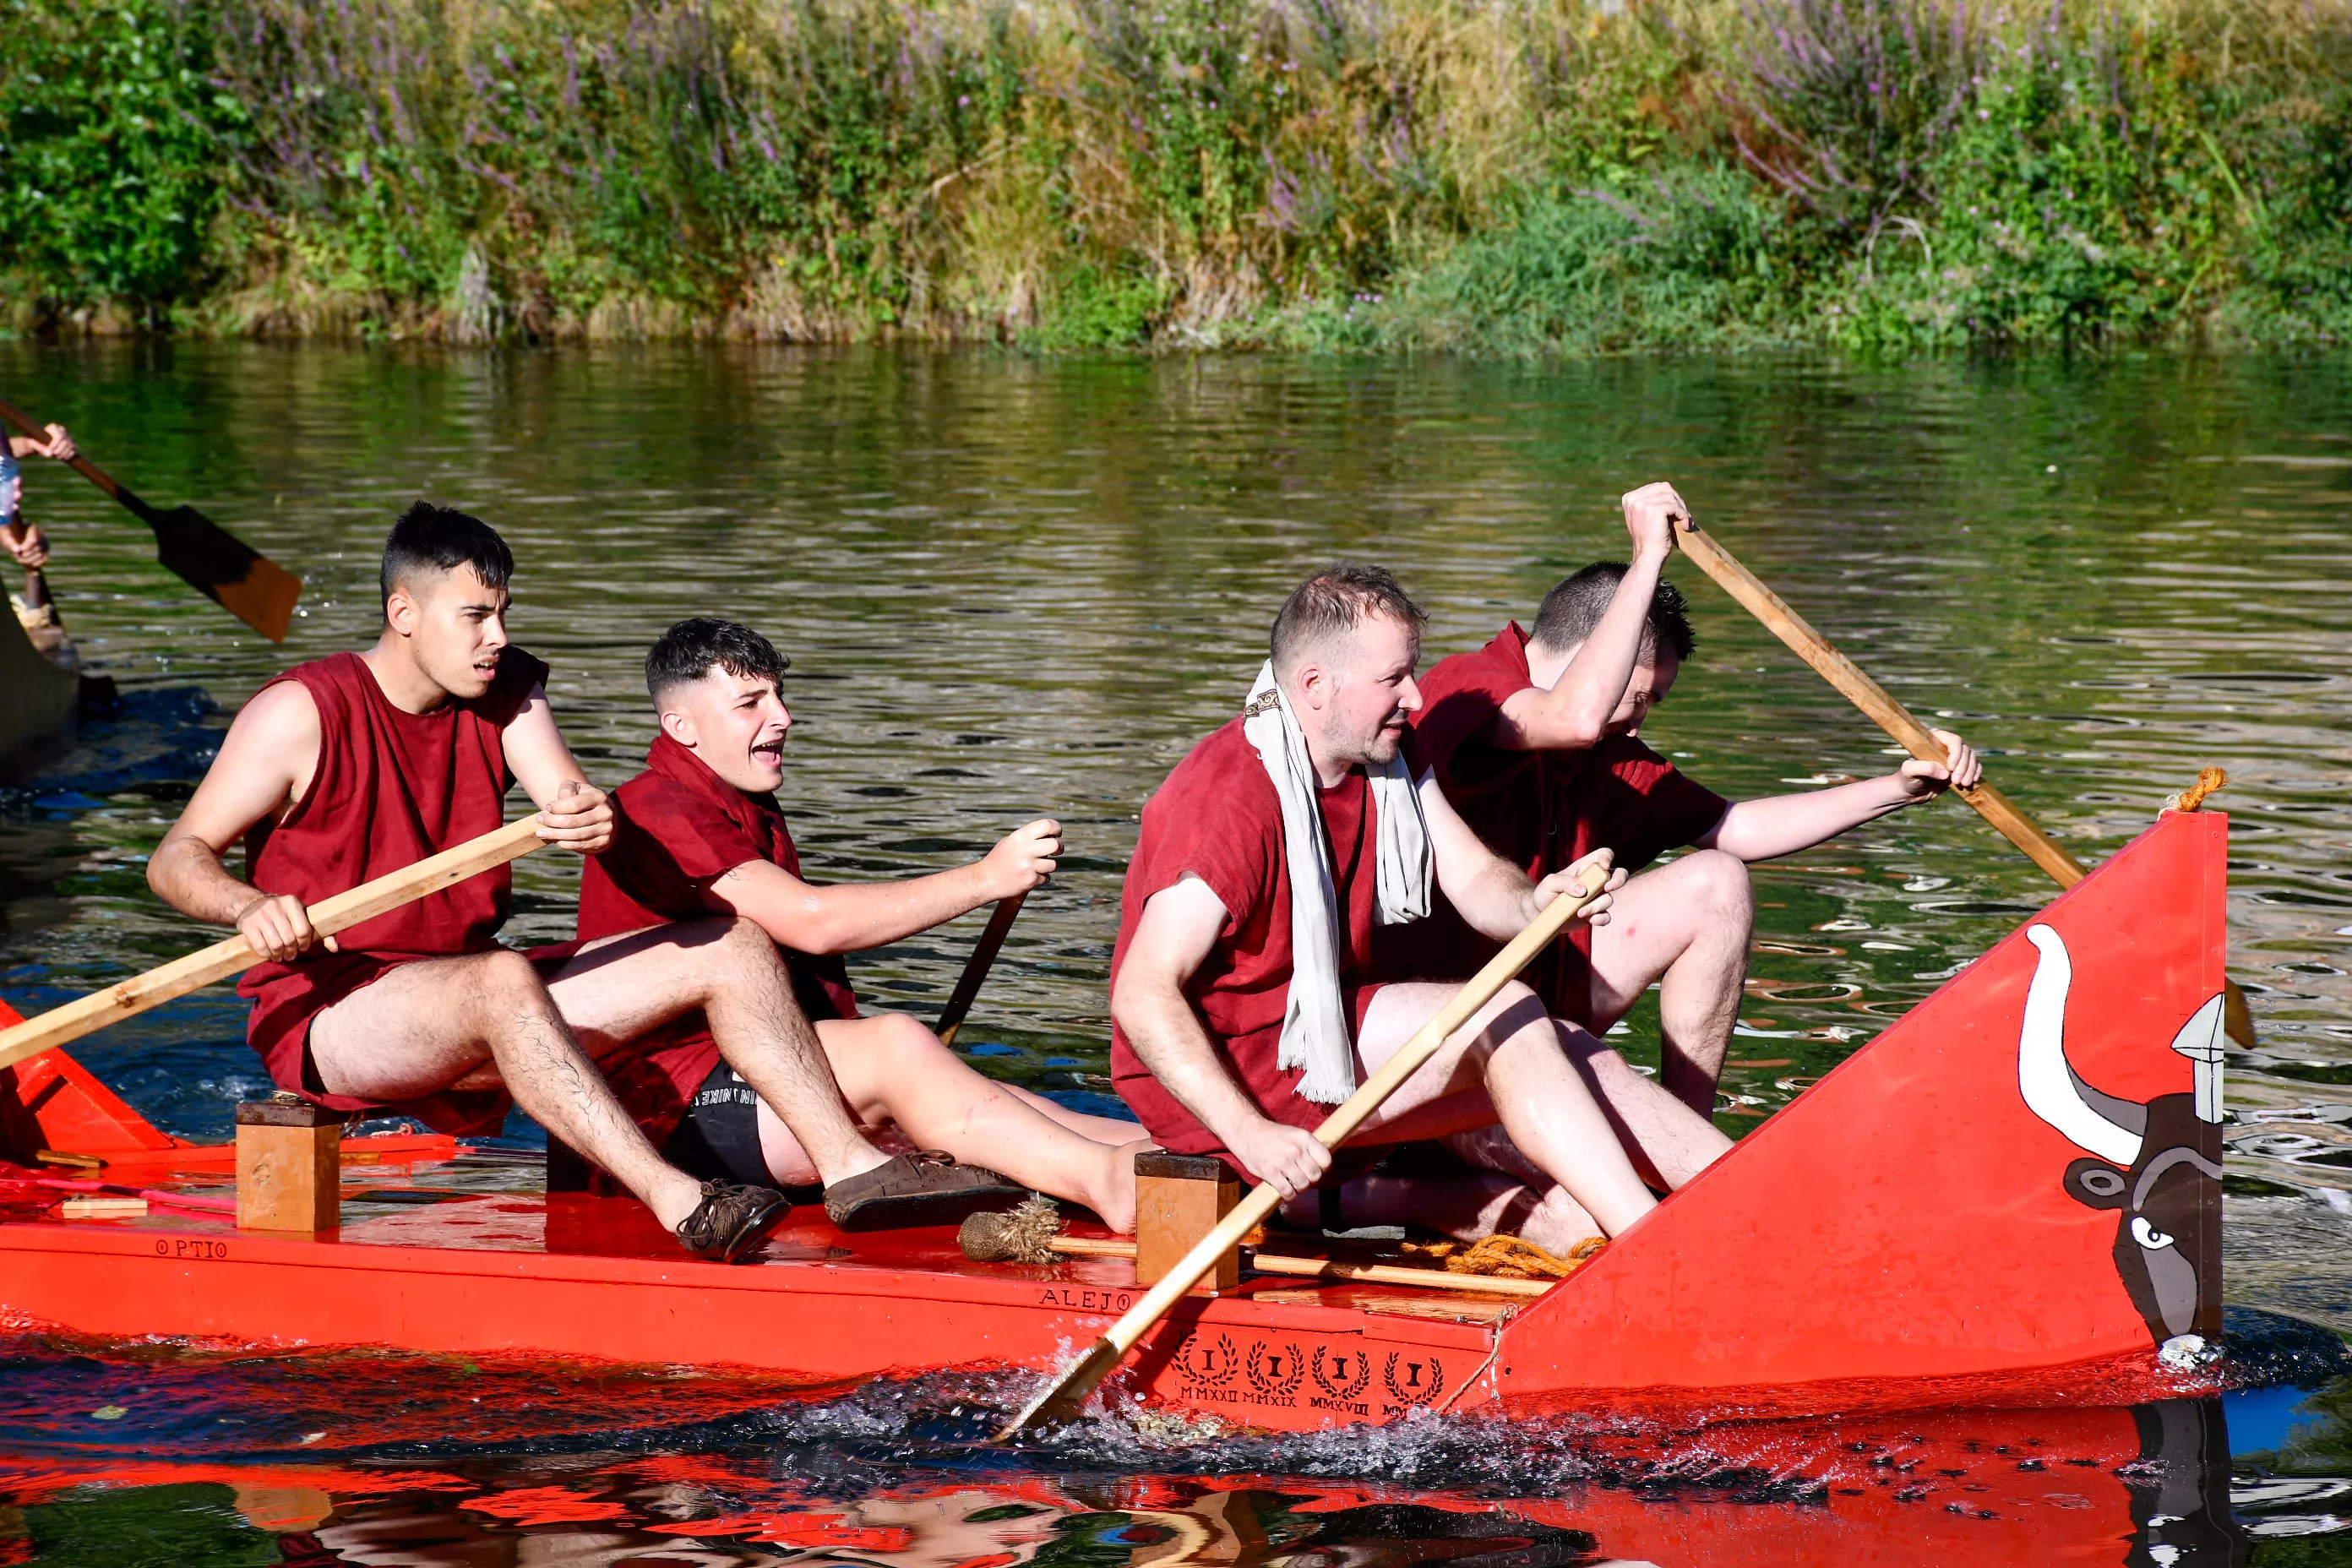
[1000,1082,1146,1146]
[1584,849,1753,1117]
[1555,1025,1734,1189]
[542,918,889,1189]
[1342,980,1658,1236]
[309,950,705,1228]
[749,1013,1154,1232]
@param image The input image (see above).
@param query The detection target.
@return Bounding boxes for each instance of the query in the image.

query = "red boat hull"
[0,812,2229,1429]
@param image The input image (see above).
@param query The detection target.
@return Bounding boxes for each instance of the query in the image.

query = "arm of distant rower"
[1112,874,1332,1198]
[698,819,1060,958]
[147,678,323,960]
[1691,728,1981,861]
[1418,769,1625,943]
[1486,546,1669,752]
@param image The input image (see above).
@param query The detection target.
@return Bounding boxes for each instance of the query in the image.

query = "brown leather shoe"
[823,1151,1028,1233]
[675,1180,788,1262]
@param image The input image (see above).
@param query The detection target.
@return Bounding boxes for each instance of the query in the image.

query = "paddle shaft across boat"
[1673,524,2256,1047]
[0,815,548,1074]
[0,398,303,643]
[998,862,1613,1439]
[936,892,1026,1048]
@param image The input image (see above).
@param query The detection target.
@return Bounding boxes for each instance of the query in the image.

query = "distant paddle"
[0,816,548,1073]
[1674,521,2257,1048]
[936,892,1027,1048]
[0,398,302,642]
[996,863,1613,1440]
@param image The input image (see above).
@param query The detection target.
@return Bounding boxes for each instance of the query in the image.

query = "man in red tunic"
[1111,564,1732,1251]
[148,503,981,1260]
[575,618,1153,1231]
[1414,482,1982,1118]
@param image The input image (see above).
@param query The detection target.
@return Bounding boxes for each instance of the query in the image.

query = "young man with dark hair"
[1110,564,1731,1251]
[148,503,956,1260]
[1414,482,1982,1117]
[575,617,1154,1231]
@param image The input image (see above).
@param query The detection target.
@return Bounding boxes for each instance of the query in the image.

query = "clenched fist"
[981,818,1062,900]
[237,891,319,963]
[1897,728,1982,798]
[1620,480,1696,562]
[537,779,614,855]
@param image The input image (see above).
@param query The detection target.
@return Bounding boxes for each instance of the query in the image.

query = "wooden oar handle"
[0,815,550,1073]
[999,862,1612,1437]
[936,891,1027,1048]
[0,397,127,506]
[1674,526,2088,889]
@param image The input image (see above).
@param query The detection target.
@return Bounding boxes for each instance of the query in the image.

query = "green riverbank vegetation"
[5,0,2351,351]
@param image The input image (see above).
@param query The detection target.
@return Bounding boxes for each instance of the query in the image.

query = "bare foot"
[1092,1138,1157,1234]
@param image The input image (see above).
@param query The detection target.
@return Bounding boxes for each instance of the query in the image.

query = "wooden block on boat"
[1134,1150,1239,1292]
[59,1195,145,1218]
[235,1097,345,1233]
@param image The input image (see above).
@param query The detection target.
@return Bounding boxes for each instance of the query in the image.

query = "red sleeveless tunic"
[570,732,859,1145]
[237,646,549,1130]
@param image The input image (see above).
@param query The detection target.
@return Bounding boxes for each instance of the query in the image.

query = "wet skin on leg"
[1581,847,1754,1119]
[1320,979,1661,1237]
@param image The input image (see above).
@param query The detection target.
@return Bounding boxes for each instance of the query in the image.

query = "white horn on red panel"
[2018,925,2144,1168]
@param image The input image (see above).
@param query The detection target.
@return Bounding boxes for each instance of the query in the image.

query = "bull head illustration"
[2017,925,2225,1361]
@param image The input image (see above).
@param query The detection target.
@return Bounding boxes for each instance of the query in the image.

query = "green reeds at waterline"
[5,0,2352,353]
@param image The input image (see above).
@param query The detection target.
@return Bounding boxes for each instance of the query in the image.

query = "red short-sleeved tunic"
[1413,621,1731,1023]
[237,646,549,1133]
[574,732,860,1142]
[1108,717,1424,1181]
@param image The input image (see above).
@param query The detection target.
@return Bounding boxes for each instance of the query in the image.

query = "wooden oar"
[997,863,1612,1440]
[936,892,1026,1048]
[0,399,302,643]
[1674,523,2257,1048]
[0,816,548,1074]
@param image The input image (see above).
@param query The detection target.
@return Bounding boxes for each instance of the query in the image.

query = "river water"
[1,343,2349,1563]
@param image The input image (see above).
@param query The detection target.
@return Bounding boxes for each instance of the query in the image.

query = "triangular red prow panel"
[1491,809,2227,1410]
[0,999,179,1160]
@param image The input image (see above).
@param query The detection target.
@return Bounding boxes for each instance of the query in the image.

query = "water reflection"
[0,1391,2317,1566]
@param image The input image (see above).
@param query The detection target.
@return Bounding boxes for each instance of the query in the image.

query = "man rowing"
[1110,564,1731,1250]
[149,503,997,1260]
[574,617,1155,1231]
[1413,482,1981,1117]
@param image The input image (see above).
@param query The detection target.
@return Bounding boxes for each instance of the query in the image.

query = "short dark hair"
[380,500,513,608]
[645,618,790,704]
[1529,562,1696,662]
[1271,563,1429,681]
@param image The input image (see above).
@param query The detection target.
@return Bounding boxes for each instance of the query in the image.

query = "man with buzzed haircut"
[1111,564,1730,1251]
[149,501,972,1261]
[1415,482,1981,1118]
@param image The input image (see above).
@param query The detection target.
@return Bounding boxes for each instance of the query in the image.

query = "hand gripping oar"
[936,892,1027,1048]
[997,863,1612,1440]
[0,398,303,643]
[0,816,548,1074]
[1674,523,2257,1048]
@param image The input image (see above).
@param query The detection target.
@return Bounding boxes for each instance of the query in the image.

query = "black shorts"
[662,1059,775,1188]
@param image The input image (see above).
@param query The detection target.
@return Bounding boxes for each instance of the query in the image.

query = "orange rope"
[2166,767,2229,814]
[1398,1233,1606,1280]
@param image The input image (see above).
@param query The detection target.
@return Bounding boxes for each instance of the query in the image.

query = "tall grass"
[4,0,2350,351]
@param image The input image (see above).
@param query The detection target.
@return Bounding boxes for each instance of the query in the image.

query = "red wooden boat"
[0,810,2230,1430]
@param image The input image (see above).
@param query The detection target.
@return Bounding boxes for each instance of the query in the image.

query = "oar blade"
[144,502,303,642]
[997,1336,1123,1440]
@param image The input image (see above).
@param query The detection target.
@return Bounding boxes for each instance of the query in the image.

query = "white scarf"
[1242,661,1432,1104]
